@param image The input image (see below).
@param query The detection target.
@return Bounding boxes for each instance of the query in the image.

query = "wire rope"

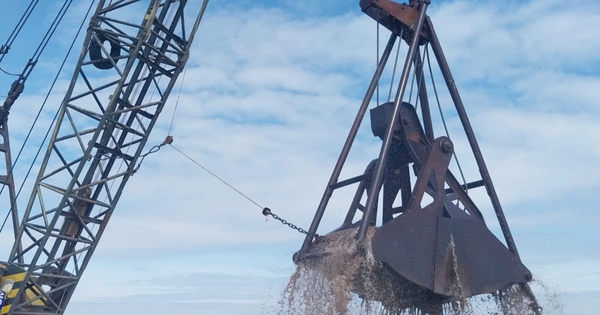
[70,2,117,309]
[98,9,159,209]
[169,143,309,236]
[0,67,20,77]
[168,65,187,135]
[424,44,469,193]
[387,28,403,103]
[1,0,72,80]
[412,47,428,111]
[100,0,180,217]
[169,144,263,210]
[0,0,41,65]
[0,0,71,79]
[0,0,97,235]
[106,0,180,191]
[407,48,423,106]
[169,141,306,235]
[30,1,73,60]
[376,9,380,106]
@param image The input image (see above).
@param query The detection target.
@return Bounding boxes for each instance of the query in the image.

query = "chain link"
[263,207,316,237]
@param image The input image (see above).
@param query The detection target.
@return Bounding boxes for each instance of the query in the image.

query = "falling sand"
[278,228,562,315]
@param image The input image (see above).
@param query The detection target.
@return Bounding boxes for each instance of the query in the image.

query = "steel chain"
[263,207,316,237]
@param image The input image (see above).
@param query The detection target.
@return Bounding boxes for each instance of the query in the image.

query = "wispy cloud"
[1,0,599,314]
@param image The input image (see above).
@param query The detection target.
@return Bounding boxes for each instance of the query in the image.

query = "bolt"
[262,207,272,216]
[441,139,453,153]
[292,251,301,264]
[525,271,533,282]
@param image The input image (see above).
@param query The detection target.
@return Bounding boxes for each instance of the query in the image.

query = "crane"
[0,1,540,314]
[0,1,209,314]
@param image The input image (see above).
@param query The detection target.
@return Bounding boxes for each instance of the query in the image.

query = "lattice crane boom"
[0,1,209,314]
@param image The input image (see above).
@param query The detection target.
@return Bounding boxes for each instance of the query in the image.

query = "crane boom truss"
[2,1,209,314]
[0,117,21,258]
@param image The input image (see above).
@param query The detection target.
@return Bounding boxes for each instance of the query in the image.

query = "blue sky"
[0,0,599,314]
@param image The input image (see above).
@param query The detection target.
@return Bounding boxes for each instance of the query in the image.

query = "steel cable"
[30,0,73,63]
[0,0,41,65]
[412,47,428,111]
[387,28,403,103]
[0,67,20,77]
[169,144,263,210]
[376,9,380,106]
[0,1,97,235]
[424,44,469,193]
[169,143,310,236]
[168,65,187,135]
[15,0,73,83]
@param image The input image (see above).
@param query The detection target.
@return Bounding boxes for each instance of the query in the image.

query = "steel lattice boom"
[1,1,209,314]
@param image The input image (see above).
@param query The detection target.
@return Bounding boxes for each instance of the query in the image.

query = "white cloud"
[1,0,599,314]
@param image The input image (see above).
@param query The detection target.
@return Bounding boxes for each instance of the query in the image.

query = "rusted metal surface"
[426,14,521,258]
[355,0,430,241]
[372,200,532,298]
[360,0,431,43]
[300,33,398,252]
[296,0,532,307]
[369,103,531,297]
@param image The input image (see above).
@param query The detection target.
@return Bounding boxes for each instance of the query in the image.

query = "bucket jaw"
[297,102,532,305]
[371,187,532,299]
[367,103,532,297]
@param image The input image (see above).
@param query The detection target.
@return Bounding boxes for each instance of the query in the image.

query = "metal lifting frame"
[300,0,519,258]
[4,1,209,314]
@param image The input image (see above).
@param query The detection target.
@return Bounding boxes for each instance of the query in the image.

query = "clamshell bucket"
[371,191,532,299]
[367,102,532,298]
[296,0,533,310]
[296,102,532,307]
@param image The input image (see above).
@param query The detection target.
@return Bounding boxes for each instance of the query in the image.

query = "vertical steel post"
[357,0,430,240]
[425,16,520,258]
[414,47,434,141]
[300,34,397,251]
